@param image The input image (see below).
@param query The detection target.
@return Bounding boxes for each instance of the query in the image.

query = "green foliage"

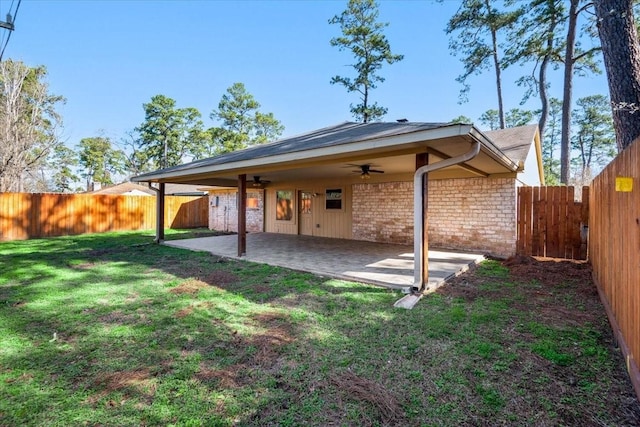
[329,0,403,122]
[542,97,562,184]
[207,82,284,154]
[136,94,205,169]
[49,145,79,192]
[505,108,537,127]
[503,0,566,102]
[77,136,126,191]
[479,108,537,130]
[446,0,521,128]
[479,109,501,130]
[476,260,510,278]
[503,0,600,145]
[450,115,473,124]
[571,94,617,183]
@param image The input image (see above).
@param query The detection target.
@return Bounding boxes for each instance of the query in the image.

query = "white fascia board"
[134,124,485,182]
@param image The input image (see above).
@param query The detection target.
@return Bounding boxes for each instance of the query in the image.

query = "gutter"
[396,138,482,310]
[412,139,482,291]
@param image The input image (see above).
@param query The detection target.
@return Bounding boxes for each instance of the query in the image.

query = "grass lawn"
[1,230,639,426]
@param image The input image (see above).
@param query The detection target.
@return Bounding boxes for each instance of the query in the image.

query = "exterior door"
[299,191,313,236]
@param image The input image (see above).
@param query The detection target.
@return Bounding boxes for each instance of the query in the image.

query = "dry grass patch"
[330,370,405,425]
[195,362,245,389]
[86,369,155,406]
[169,278,210,295]
[175,306,194,318]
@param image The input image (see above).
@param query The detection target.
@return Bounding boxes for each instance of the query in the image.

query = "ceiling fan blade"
[370,169,384,174]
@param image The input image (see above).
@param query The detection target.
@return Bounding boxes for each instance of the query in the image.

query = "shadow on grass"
[0,230,406,426]
[1,231,639,426]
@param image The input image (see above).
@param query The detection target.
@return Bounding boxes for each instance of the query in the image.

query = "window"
[247,195,259,210]
[300,192,312,214]
[325,188,342,210]
[276,190,293,221]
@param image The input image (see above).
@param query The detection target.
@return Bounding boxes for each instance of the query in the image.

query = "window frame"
[325,188,344,211]
[275,189,295,222]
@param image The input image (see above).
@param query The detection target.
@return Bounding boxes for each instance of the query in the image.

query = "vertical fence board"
[531,187,540,256]
[517,188,524,255]
[517,186,587,260]
[539,186,548,257]
[0,193,209,241]
[590,138,640,400]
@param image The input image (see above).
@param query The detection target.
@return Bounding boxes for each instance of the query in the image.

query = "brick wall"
[209,190,264,233]
[351,178,517,257]
[428,178,516,257]
[352,182,413,244]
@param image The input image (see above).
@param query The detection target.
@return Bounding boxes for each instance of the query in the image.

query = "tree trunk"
[538,54,551,138]
[538,8,558,140]
[595,0,640,150]
[491,28,506,129]
[560,0,579,184]
[363,84,369,123]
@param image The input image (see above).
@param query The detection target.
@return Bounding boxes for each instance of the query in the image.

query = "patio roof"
[131,121,522,186]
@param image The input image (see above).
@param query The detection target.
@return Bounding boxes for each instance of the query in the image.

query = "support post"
[415,153,429,290]
[238,174,247,257]
[155,182,165,244]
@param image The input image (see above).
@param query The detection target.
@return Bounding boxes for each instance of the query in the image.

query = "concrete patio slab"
[164,232,484,290]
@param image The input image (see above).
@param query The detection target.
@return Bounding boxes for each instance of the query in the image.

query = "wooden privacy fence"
[517,186,589,260]
[0,193,209,241]
[589,138,640,398]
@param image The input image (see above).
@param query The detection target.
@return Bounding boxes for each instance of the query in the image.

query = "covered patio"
[133,121,531,294]
[164,232,484,290]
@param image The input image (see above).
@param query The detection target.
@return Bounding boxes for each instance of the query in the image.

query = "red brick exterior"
[208,190,264,233]
[351,178,517,257]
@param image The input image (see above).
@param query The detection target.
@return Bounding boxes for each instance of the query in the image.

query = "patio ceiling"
[132,122,520,187]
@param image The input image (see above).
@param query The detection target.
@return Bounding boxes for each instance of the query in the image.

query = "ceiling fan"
[251,176,271,188]
[348,164,384,180]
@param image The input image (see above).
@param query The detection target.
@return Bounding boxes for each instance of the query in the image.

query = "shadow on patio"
[164,233,485,289]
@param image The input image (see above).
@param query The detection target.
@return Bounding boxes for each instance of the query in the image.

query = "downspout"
[412,139,481,292]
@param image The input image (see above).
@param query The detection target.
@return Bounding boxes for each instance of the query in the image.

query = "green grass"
[0,230,638,426]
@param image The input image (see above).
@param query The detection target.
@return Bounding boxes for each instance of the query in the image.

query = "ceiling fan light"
[361,172,371,180]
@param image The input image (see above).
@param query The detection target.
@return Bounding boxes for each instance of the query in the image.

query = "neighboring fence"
[516,186,589,260]
[0,193,209,241]
[589,138,640,398]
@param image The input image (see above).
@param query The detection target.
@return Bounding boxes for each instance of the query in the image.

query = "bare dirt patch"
[201,270,238,286]
[247,312,296,367]
[504,255,593,287]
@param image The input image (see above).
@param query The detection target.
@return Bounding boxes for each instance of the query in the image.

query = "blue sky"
[6,0,609,149]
